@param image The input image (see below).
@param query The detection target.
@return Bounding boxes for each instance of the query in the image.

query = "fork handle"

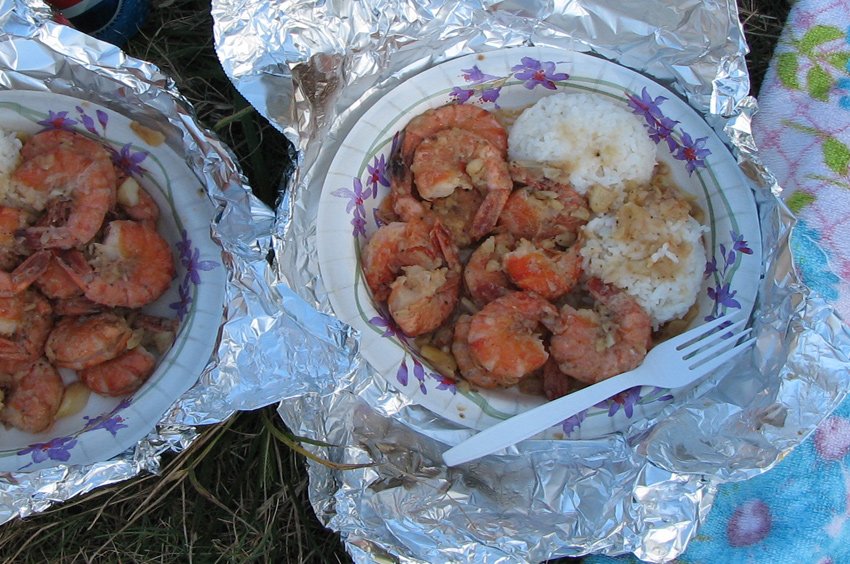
[442,366,648,467]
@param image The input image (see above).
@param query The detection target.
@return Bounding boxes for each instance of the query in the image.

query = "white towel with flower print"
[752,5,850,322]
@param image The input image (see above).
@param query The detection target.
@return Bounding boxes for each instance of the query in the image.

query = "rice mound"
[580,195,706,329]
[508,92,656,196]
[0,128,21,203]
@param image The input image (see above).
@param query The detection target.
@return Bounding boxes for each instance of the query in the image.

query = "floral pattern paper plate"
[0,91,226,471]
[317,47,762,440]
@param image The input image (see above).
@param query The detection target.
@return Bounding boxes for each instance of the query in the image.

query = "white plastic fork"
[442,311,757,467]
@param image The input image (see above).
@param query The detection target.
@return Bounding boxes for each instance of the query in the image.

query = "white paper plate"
[317,47,761,439]
[0,91,226,471]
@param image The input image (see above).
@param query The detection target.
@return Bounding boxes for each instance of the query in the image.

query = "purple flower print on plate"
[75,105,109,136]
[170,230,220,321]
[511,57,569,90]
[451,58,569,106]
[17,436,78,468]
[333,177,374,238]
[83,398,133,437]
[429,371,458,395]
[110,143,149,176]
[627,86,711,175]
[370,312,406,340]
[37,110,78,130]
[705,230,752,320]
[675,131,711,174]
[605,387,642,418]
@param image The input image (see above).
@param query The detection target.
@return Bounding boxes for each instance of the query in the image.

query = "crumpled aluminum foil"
[213,0,850,562]
[0,0,357,523]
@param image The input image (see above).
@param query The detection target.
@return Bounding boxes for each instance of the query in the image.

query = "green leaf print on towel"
[785,120,850,186]
[777,24,850,100]
[798,25,845,54]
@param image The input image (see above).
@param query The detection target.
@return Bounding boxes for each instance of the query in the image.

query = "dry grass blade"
[261,412,376,471]
[0,408,348,562]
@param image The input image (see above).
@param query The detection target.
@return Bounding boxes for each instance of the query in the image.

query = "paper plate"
[317,47,761,439]
[0,90,226,471]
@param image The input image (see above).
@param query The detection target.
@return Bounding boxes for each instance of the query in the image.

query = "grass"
[0,0,789,562]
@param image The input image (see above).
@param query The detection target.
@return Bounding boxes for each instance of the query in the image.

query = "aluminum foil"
[0,0,357,523]
[212,0,850,561]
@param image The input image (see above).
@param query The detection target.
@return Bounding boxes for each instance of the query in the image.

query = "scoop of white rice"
[508,92,656,196]
[580,200,706,329]
[0,129,21,202]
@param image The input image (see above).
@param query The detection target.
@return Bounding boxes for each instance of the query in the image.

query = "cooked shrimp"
[45,312,133,370]
[498,163,590,244]
[0,289,53,363]
[79,313,177,397]
[362,219,444,302]
[0,356,37,377]
[19,128,107,161]
[13,130,116,249]
[410,128,512,240]
[128,312,179,351]
[463,233,515,307]
[115,176,160,227]
[80,346,155,397]
[401,104,508,162]
[451,314,501,388]
[58,219,175,308]
[502,239,582,301]
[464,291,561,387]
[390,104,508,223]
[362,219,461,336]
[387,264,461,336]
[550,278,652,384]
[410,128,507,200]
[0,357,64,433]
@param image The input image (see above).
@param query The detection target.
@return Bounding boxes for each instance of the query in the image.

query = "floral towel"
[584,2,850,563]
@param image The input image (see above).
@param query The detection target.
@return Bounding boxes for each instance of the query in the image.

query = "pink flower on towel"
[815,416,850,461]
[727,499,772,547]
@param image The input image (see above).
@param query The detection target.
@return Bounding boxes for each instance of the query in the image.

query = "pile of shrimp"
[0,128,177,434]
[363,103,659,399]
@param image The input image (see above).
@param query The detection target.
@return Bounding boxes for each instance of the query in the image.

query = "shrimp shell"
[465,291,561,387]
[390,104,508,224]
[0,289,53,363]
[80,346,156,397]
[45,313,133,371]
[14,130,117,249]
[0,358,64,433]
[502,239,582,301]
[550,278,652,384]
[58,219,175,309]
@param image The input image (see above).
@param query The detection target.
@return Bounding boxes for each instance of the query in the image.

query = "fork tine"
[684,326,752,363]
[687,335,756,372]
[678,317,749,358]
[671,310,747,350]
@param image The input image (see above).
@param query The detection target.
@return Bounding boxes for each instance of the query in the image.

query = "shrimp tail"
[0,250,51,296]
[55,249,91,286]
[471,188,510,240]
[431,220,461,271]
[389,145,426,221]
